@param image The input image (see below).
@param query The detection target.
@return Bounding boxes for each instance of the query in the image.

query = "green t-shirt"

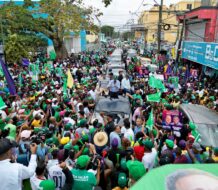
[71,169,97,190]
[4,123,16,140]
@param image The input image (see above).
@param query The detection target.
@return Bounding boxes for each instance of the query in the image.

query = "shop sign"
[182,41,218,70]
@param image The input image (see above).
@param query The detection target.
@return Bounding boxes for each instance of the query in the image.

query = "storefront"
[182,41,218,77]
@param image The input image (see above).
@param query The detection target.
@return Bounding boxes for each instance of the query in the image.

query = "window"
[86,31,91,35]
[186,4,192,10]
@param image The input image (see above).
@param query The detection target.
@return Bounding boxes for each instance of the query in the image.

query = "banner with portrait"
[162,110,183,137]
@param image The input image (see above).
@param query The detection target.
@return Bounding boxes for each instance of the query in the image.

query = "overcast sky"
[83,0,181,30]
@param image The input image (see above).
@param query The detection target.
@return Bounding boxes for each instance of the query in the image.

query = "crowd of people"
[0,46,217,190]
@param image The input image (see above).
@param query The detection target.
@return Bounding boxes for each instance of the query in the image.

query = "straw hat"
[93,132,108,147]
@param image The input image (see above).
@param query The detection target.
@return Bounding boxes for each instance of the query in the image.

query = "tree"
[36,0,96,58]
[102,0,113,7]
[0,1,47,63]
[101,25,114,37]
[122,31,134,41]
[0,0,97,60]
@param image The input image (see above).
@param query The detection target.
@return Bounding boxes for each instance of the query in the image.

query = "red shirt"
[134,145,145,161]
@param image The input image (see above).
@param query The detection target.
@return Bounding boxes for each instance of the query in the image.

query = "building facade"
[178,6,218,75]
[136,0,201,50]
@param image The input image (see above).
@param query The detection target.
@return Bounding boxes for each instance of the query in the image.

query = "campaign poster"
[162,110,183,137]
[190,69,198,78]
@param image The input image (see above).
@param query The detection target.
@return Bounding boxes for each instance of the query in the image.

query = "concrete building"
[136,0,202,50]
[178,5,218,74]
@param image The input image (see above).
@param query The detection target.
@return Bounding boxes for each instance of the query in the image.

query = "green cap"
[126,160,146,181]
[120,158,127,171]
[189,121,197,130]
[73,145,79,152]
[34,104,39,109]
[209,96,215,101]
[77,155,90,168]
[64,123,72,131]
[64,142,73,150]
[78,119,87,127]
[118,173,127,188]
[82,147,89,155]
[39,180,55,190]
[166,139,174,149]
[82,134,89,142]
[143,139,154,150]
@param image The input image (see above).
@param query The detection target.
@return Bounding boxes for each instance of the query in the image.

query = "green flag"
[149,76,166,92]
[146,109,154,131]
[168,76,179,88]
[146,92,161,103]
[0,96,7,110]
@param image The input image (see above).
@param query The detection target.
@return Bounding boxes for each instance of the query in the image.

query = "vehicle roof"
[180,104,218,125]
[180,104,218,147]
[95,96,131,114]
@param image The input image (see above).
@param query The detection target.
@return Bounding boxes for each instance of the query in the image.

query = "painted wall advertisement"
[182,41,218,70]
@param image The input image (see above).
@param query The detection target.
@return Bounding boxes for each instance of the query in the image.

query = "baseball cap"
[39,180,55,190]
[192,142,202,152]
[143,139,154,150]
[118,173,127,188]
[77,155,90,169]
[166,139,174,149]
[178,140,186,149]
[0,138,17,155]
[126,160,146,181]
[20,130,31,139]
[112,138,118,148]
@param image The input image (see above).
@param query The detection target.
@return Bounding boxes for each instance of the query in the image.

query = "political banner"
[162,109,183,137]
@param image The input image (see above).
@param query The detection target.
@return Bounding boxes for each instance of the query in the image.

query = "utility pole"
[157,0,163,53]
[176,15,185,64]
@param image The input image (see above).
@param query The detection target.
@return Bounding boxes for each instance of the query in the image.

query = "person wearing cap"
[185,142,203,163]
[112,172,128,190]
[75,119,89,137]
[110,125,122,148]
[126,160,146,186]
[142,139,157,172]
[71,155,100,190]
[0,138,37,190]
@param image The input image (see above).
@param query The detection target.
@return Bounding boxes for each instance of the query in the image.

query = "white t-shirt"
[48,165,66,190]
[30,174,46,190]
[84,107,90,118]
[63,117,76,126]
[88,90,96,100]
[0,110,7,119]
[142,148,157,171]
[124,128,135,142]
